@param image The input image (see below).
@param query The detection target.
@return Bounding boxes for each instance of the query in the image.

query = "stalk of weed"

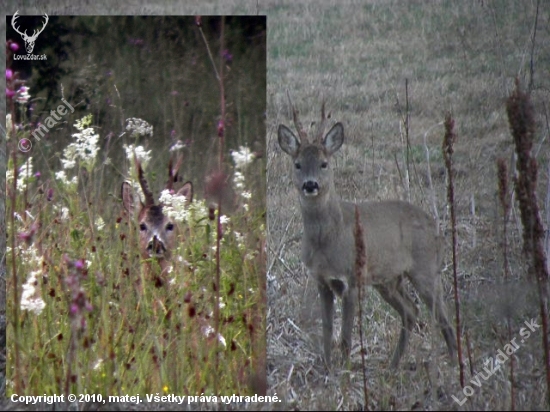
[506,79,550,407]
[9,149,21,394]
[442,113,465,387]
[497,157,515,410]
[354,205,369,410]
[197,14,227,394]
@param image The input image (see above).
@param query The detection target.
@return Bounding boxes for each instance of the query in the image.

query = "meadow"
[3,10,266,407]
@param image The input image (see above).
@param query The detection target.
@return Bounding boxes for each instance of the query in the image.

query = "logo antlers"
[11,10,49,54]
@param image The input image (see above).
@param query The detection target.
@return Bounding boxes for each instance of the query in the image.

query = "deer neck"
[299,186,344,241]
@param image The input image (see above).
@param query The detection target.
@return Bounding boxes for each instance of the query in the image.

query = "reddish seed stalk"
[506,81,550,407]
[443,114,464,388]
[354,206,369,409]
[497,158,515,410]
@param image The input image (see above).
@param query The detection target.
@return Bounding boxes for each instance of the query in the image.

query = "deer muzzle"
[147,235,167,258]
[302,180,319,196]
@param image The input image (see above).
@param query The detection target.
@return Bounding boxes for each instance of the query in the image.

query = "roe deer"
[277,103,457,368]
[122,155,193,285]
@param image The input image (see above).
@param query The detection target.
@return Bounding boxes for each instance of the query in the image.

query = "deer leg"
[409,274,457,363]
[318,280,335,364]
[340,286,356,359]
[375,277,419,368]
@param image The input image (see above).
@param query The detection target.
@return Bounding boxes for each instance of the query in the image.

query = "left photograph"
[5,14,266,397]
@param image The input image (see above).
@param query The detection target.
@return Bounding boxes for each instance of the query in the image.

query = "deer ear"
[323,122,344,155]
[121,182,134,216]
[177,181,193,205]
[278,124,300,157]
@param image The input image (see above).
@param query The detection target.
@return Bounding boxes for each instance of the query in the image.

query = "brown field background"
[265,0,550,410]
[2,0,550,410]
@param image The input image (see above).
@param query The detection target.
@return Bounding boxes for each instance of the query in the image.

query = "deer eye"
[139,223,147,231]
[166,223,174,231]
[294,162,301,170]
[321,162,328,169]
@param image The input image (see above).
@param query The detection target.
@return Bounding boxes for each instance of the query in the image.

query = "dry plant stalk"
[506,79,550,407]
[354,205,369,409]
[497,157,515,410]
[442,113,465,388]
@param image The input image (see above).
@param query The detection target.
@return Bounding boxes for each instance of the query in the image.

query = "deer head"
[122,155,193,275]
[11,11,49,54]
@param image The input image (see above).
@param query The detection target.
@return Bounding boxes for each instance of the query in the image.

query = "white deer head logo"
[11,11,49,54]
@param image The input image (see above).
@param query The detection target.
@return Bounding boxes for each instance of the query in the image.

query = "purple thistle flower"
[222,49,233,63]
[6,69,13,80]
[70,303,79,316]
[10,42,19,52]
[75,259,85,271]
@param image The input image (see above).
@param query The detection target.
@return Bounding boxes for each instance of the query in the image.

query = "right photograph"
[265,1,550,410]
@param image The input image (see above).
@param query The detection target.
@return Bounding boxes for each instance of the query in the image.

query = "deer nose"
[303,180,319,195]
[147,236,166,256]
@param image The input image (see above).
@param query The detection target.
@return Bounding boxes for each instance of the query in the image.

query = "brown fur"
[278,115,456,368]
[122,158,193,286]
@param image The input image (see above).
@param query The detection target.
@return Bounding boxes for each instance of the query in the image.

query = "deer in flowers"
[122,155,193,286]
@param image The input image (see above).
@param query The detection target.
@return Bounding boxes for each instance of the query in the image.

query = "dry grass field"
[265,0,550,410]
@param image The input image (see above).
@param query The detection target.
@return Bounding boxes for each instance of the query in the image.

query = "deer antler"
[166,154,184,191]
[315,100,327,142]
[286,90,308,142]
[134,155,155,207]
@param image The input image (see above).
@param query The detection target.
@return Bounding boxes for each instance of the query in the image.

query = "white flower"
[234,231,246,250]
[93,359,104,370]
[231,146,254,169]
[21,270,46,315]
[61,116,100,172]
[15,86,31,104]
[160,190,191,222]
[6,114,12,140]
[55,170,77,188]
[169,140,185,152]
[14,157,34,192]
[123,144,151,167]
[7,157,35,192]
[201,324,227,348]
[126,117,153,138]
[233,170,245,190]
[95,216,105,231]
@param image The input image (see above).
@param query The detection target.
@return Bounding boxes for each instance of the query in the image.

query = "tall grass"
[5,16,266,398]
